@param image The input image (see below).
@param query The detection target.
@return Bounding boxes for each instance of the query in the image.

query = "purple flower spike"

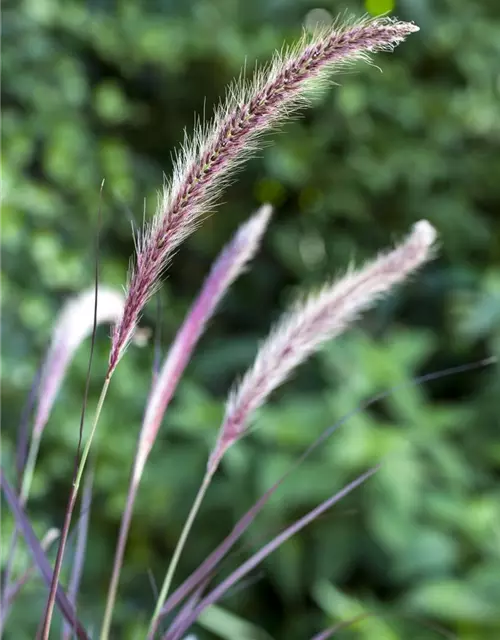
[109,16,419,370]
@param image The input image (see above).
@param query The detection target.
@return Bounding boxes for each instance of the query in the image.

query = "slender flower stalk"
[62,470,94,640]
[210,220,436,471]
[39,282,150,638]
[148,473,214,638]
[100,206,272,640]
[40,377,110,640]
[147,219,436,636]
[109,15,419,370]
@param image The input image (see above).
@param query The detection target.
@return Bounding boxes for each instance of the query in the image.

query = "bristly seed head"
[208,220,437,473]
[109,15,419,372]
[133,205,272,482]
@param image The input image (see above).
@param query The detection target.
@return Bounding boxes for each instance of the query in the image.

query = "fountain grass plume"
[209,220,436,471]
[134,204,272,481]
[18,286,126,505]
[34,288,125,441]
[109,15,419,371]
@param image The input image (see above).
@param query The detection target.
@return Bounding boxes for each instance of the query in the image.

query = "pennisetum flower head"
[208,220,437,473]
[133,204,272,483]
[108,16,419,371]
[34,287,126,440]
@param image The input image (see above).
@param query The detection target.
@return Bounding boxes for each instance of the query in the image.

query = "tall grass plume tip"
[109,16,419,372]
[33,287,126,441]
[208,220,436,472]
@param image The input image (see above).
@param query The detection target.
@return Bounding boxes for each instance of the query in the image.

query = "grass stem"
[147,469,214,638]
[100,479,139,639]
[39,376,111,640]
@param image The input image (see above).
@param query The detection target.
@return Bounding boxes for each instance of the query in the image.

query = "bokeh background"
[2,0,500,638]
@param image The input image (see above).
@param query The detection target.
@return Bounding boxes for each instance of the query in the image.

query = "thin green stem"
[147,469,214,638]
[20,433,42,504]
[100,478,139,640]
[74,376,111,489]
[40,376,111,640]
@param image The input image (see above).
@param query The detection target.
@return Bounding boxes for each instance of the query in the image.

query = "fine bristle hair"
[208,220,436,473]
[108,16,419,371]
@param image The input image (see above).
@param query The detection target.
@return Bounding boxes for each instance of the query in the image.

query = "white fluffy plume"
[209,220,436,471]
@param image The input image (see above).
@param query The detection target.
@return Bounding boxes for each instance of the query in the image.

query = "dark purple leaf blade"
[159,358,489,621]
[167,576,211,640]
[164,467,378,639]
[159,418,346,621]
[0,469,90,640]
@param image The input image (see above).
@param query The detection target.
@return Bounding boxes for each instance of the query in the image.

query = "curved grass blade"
[162,468,378,639]
[167,577,211,640]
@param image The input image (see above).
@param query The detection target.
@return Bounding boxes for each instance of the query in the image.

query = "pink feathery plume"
[34,287,126,441]
[209,220,437,473]
[135,204,272,482]
[109,16,419,371]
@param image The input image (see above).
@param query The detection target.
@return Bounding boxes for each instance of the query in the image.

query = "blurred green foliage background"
[2,0,500,637]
